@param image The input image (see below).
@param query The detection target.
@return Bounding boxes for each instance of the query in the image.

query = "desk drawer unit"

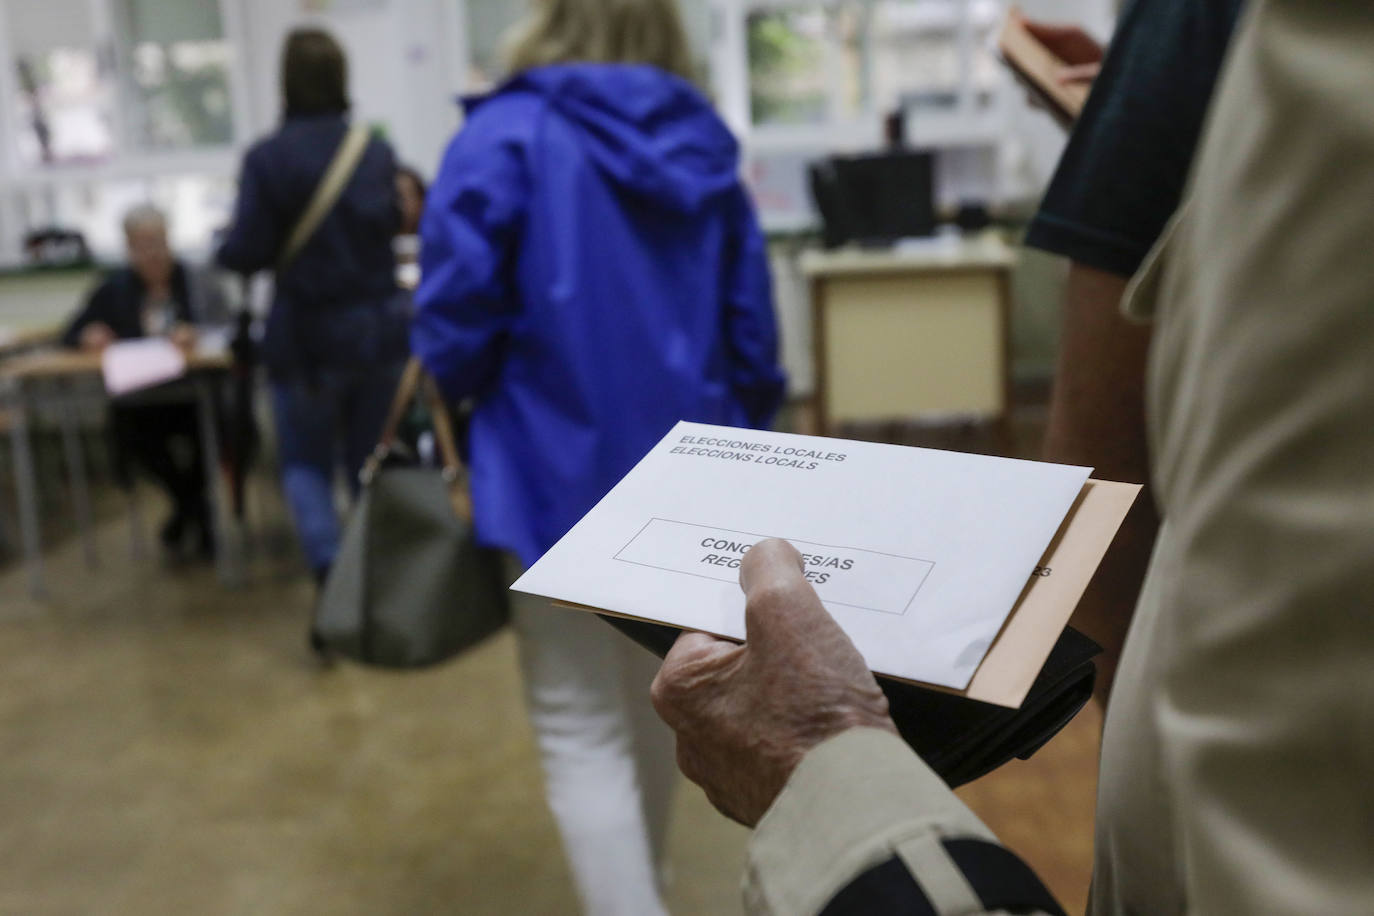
[814,267,1009,426]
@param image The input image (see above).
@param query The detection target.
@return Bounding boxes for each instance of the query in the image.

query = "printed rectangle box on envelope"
[614,519,935,616]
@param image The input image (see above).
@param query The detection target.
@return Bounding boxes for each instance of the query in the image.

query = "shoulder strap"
[423,374,473,523]
[277,124,372,272]
[361,358,473,522]
[372,358,425,462]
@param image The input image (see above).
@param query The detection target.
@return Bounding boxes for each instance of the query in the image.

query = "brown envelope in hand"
[937,479,1141,708]
[997,6,1092,125]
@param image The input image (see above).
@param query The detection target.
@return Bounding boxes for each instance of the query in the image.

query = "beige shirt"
[748,2,1374,913]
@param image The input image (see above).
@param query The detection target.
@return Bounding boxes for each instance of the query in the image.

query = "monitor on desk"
[809,151,936,249]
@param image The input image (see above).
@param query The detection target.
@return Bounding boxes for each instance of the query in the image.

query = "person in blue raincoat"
[412,1,785,911]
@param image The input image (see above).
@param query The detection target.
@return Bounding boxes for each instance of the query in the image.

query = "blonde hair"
[505,0,696,83]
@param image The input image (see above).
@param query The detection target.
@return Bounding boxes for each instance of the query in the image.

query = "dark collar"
[282,108,349,123]
[120,261,191,306]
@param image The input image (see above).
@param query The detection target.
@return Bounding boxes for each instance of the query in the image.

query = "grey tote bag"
[314,360,508,667]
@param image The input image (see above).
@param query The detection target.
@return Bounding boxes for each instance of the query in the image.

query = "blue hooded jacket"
[412,64,786,567]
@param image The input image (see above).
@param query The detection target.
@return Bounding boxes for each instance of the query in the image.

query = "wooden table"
[0,325,60,359]
[1,348,240,597]
[2,348,229,379]
[801,234,1017,436]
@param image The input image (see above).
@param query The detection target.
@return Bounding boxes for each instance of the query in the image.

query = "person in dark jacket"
[64,204,228,558]
[217,28,406,594]
[411,0,785,911]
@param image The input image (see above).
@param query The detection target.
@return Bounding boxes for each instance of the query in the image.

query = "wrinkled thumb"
[652,630,740,727]
[739,538,839,652]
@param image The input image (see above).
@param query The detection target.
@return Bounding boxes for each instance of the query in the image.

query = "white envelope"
[101,338,188,396]
[514,422,1098,693]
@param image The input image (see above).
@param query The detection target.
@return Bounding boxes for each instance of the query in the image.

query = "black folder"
[599,616,1098,789]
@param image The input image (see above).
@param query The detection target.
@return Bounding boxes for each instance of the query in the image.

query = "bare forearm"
[1043,262,1159,707]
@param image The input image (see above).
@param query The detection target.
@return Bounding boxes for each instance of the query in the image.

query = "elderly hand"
[1020,17,1104,86]
[168,322,198,353]
[651,538,898,827]
[78,322,116,353]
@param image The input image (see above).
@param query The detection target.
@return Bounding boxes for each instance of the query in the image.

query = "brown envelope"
[997,6,1091,124]
[918,479,1141,707]
[556,479,1140,710]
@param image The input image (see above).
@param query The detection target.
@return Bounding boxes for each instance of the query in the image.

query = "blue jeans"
[271,364,404,574]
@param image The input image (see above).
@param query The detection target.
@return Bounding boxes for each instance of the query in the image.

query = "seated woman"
[62,204,228,559]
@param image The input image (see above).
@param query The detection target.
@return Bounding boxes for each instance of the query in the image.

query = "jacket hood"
[471,63,741,213]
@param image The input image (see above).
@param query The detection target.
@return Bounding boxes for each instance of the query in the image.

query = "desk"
[801,234,1017,435]
[0,325,61,358]
[0,349,234,380]
[0,264,96,351]
[1,349,239,598]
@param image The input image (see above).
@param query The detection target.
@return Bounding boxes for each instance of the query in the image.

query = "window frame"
[709,0,1008,148]
[706,0,1016,231]
[0,0,252,262]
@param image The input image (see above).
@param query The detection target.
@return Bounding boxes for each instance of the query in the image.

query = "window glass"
[747,5,864,126]
[745,0,1006,127]
[120,0,234,150]
[869,1,962,115]
[969,0,1003,108]
[5,0,119,166]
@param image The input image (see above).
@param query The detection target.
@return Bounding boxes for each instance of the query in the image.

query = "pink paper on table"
[101,338,188,396]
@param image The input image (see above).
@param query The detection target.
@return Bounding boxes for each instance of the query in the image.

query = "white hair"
[122,204,167,236]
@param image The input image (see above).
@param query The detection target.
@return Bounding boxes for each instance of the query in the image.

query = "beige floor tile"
[0,493,1093,915]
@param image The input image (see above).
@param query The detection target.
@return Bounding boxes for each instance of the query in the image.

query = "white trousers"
[509,581,676,916]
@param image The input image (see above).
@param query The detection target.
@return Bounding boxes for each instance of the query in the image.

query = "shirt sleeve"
[410,115,529,404]
[745,729,1065,916]
[60,277,115,348]
[1023,0,1245,277]
[217,146,285,275]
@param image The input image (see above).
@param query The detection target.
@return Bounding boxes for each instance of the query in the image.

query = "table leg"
[57,384,98,570]
[127,485,148,564]
[195,376,243,586]
[6,382,45,599]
